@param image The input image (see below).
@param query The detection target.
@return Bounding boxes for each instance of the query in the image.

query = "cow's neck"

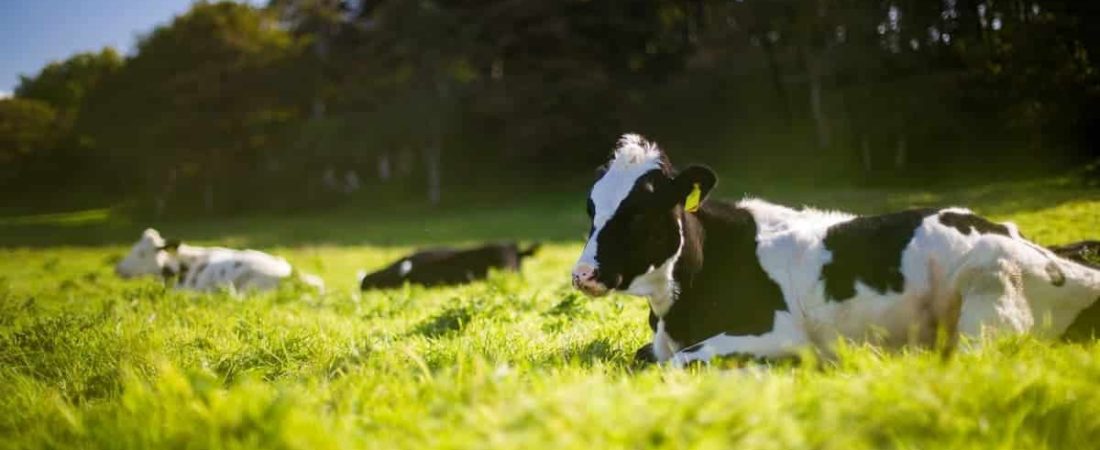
[637,209,705,318]
[671,208,705,295]
[161,244,207,278]
[175,244,206,265]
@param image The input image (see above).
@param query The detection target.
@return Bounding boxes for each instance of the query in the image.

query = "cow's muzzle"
[572,263,618,297]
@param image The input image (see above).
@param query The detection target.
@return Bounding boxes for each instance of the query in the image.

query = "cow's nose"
[572,263,597,285]
[572,263,609,296]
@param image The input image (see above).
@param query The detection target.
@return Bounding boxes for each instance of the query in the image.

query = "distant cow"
[572,134,1100,367]
[115,228,324,293]
[359,242,540,290]
[1049,241,1100,269]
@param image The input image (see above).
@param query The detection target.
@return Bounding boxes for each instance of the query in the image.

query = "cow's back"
[406,243,520,286]
[744,203,1030,348]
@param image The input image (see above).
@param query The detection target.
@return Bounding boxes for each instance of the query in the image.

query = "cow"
[571,134,1100,368]
[359,242,540,290]
[115,228,324,293]
[1049,241,1100,269]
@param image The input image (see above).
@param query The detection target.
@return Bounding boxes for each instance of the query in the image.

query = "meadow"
[2,178,1100,450]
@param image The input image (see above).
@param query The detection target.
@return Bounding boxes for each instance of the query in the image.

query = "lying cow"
[359,242,540,289]
[572,134,1100,367]
[115,228,324,293]
[1049,241,1100,269]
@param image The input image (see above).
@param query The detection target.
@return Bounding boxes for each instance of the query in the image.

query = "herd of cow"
[114,134,1100,367]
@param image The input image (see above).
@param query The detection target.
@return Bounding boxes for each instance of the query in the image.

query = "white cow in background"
[115,228,324,293]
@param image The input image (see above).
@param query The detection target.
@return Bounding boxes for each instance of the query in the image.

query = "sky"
[0,0,265,96]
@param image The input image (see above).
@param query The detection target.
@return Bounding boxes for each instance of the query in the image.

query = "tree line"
[1,0,1097,214]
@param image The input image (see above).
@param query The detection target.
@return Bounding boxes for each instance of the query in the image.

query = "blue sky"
[1,0,264,96]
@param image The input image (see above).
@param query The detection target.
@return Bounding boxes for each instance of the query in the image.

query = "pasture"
[2,179,1100,450]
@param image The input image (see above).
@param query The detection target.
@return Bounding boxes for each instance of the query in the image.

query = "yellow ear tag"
[685,183,702,213]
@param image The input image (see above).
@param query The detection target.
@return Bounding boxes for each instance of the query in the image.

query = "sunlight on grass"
[0,183,1098,449]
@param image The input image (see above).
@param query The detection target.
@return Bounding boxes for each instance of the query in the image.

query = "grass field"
[2,178,1100,449]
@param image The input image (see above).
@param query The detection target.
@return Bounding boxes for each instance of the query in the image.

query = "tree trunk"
[861,137,872,173]
[205,150,217,214]
[204,179,215,214]
[894,134,907,170]
[423,144,441,206]
[761,37,793,127]
[803,48,830,149]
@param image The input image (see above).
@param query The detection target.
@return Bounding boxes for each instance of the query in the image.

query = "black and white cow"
[116,228,325,293]
[359,242,540,290]
[572,134,1100,367]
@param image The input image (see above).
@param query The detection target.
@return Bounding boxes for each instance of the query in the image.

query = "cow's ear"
[159,239,181,252]
[666,165,717,212]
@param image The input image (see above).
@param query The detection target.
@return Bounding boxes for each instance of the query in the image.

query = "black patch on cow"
[235,271,252,287]
[821,209,938,302]
[1046,262,1067,287]
[660,201,788,347]
[359,242,538,290]
[187,263,206,287]
[1062,296,1100,342]
[177,264,189,284]
[633,343,657,365]
[1049,240,1100,270]
[938,212,1010,237]
[233,261,243,268]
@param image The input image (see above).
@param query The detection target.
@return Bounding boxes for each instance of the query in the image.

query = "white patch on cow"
[652,319,680,362]
[576,134,665,270]
[399,259,413,277]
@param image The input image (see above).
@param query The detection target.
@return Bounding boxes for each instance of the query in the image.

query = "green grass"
[1,179,1100,449]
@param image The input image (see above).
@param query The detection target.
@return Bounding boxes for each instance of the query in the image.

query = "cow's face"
[572,134,716,297]
[360,259,412,290]
[115,228,176,278]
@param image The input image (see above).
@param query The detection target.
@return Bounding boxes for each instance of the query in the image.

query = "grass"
[1,178,1099,449]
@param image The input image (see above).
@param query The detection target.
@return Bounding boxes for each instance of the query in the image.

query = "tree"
[15,48,122,126]
[80,1,302,213]
[0,98,58,183]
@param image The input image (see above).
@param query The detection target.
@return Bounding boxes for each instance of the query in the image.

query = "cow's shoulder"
[664,199,787,344]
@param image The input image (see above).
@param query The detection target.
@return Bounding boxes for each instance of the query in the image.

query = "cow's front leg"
[668,312,806,368]
[633,343,658,364]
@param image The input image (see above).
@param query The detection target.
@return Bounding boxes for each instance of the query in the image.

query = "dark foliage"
[2,0,1099,213]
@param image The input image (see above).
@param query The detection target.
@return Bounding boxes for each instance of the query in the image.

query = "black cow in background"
[1049,241,1100,269]
[360,242,540,289]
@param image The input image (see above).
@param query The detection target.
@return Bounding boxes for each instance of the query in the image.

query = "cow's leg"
[633,343,658,364]
[667,311,806,368]
[951,236,1062,341]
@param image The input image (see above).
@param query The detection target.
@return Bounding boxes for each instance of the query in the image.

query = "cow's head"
[572,134,716,297]
[359,259,413,290]
[115,228,179,279]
